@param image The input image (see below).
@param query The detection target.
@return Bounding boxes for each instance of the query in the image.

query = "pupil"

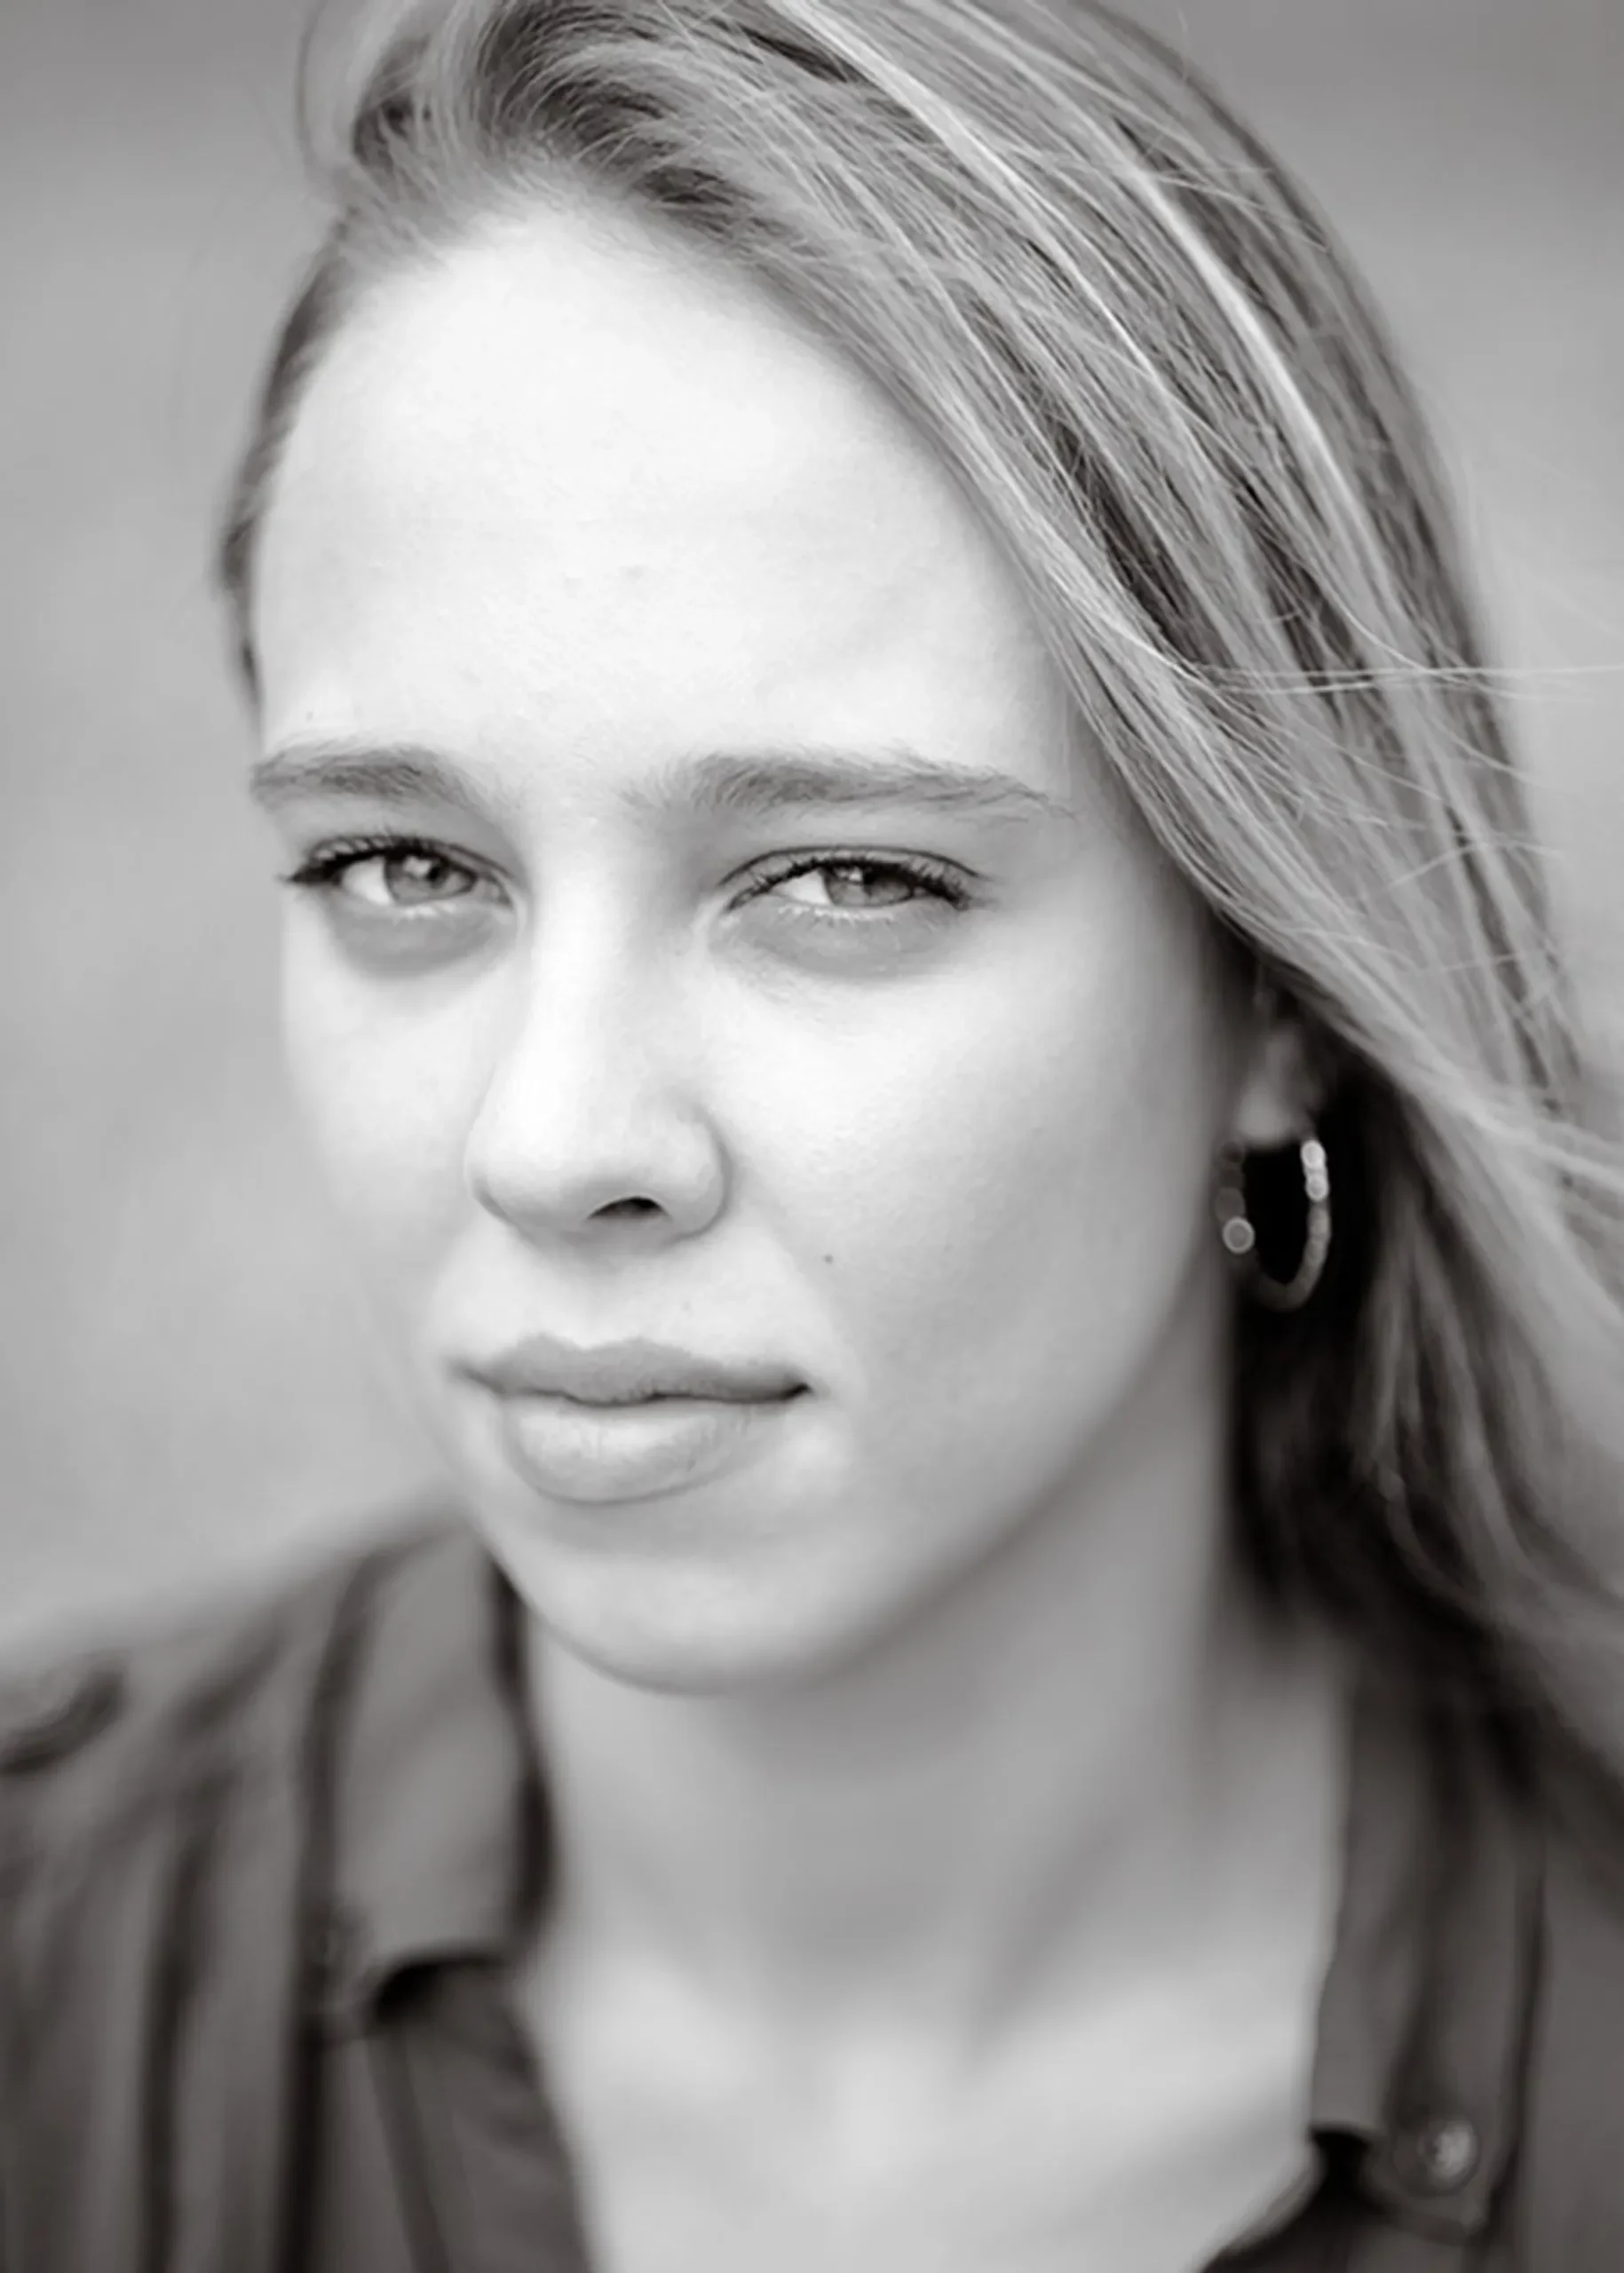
[388,852,455,901]
[827,863,900,907]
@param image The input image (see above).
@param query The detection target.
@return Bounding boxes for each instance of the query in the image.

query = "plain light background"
[3,1,1620,1655]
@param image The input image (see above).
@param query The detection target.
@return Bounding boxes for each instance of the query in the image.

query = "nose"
[463,934,727,1246]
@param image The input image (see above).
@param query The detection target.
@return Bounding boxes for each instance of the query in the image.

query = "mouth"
[458,1332,805,1407]
[483,1387,805,1509]
[454,1334,808,1507]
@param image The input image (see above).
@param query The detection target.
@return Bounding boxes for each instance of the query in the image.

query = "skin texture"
[252,199,1307,1693]
[250,200,1344,2269]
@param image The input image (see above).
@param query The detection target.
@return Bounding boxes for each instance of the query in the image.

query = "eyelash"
[280,836,974,915]
[279,834,493,899]
[733,848,973,913]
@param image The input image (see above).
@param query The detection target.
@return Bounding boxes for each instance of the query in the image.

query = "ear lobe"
[1228,1007,1327,1152]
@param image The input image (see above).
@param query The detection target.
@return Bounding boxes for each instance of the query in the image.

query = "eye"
[281,836,503,911]
[741,851,971,915]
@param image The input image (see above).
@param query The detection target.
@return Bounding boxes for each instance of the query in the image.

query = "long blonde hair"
[219,0,1624,1765]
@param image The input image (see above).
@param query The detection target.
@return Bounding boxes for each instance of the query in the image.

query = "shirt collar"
[1307,1667,1542,2241]
[308,1522,1542,2245]
[311,1522,544,2031]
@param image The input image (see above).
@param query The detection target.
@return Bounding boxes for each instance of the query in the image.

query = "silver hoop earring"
[1214,1132,1332,1313]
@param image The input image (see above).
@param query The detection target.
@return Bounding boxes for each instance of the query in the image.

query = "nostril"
[591,1195,661,1222]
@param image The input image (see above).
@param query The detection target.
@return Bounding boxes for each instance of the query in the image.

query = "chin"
[477,1508,920,1699]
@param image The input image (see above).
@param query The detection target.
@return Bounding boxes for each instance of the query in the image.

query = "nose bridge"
[463,914,723,1238]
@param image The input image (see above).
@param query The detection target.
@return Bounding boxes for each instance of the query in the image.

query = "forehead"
[250,201,1069,778]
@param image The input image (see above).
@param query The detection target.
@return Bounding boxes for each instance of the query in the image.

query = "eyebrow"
[247,739,1074,828]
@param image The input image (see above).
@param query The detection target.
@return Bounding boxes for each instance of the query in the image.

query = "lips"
[458,1332,805,1408]
[453,1334,807,1507]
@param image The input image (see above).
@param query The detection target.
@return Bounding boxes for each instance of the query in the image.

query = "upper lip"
[458,1333,804,1407]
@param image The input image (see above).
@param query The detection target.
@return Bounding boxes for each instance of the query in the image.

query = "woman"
[4,0,1624,2266]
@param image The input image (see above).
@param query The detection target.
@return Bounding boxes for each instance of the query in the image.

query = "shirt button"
[1400,2114,1481,2194]
[312,1909,354,1976]
[305,1904,368,2030]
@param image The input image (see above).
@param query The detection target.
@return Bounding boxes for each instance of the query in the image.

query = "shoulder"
[0,1513,461,2263]
[0,1510,454,1863]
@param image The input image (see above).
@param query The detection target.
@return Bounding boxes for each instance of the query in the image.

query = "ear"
[1226,978,1327,1150]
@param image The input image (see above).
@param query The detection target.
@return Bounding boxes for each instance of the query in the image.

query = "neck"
[520,1316,1347,2063]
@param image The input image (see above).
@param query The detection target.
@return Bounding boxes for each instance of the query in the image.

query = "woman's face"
[251,203,1282,1691]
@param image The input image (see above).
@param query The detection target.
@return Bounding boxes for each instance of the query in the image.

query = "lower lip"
[489,1390,802,1506]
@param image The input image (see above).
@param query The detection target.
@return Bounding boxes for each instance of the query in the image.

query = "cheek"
[279,925,494,1279]
[752,887,1232,1407]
